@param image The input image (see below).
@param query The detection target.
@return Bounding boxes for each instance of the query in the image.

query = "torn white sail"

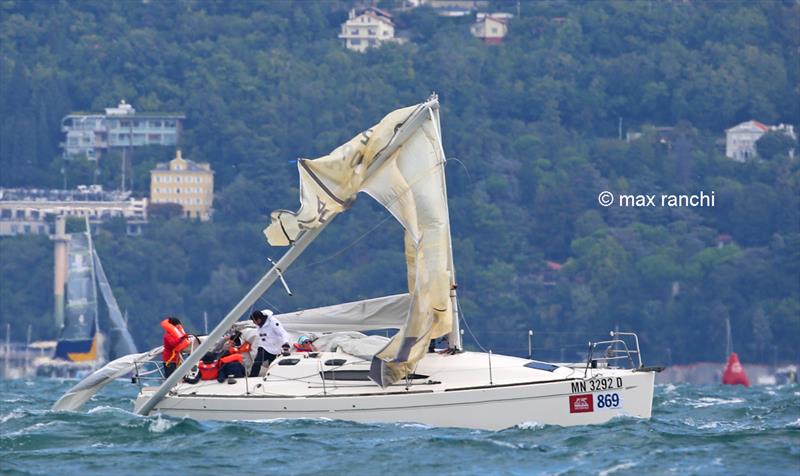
[265,100,454,387]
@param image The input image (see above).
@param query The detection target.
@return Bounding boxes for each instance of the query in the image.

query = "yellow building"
[150,150,214,220]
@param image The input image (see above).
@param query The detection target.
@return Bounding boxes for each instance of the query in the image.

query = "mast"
[429,103,461,350]
[725,317,732,357]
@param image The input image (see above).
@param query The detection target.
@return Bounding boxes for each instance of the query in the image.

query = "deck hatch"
[524,361,559,372]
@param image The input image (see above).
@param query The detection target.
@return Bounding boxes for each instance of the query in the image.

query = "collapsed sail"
[265,100,454,387]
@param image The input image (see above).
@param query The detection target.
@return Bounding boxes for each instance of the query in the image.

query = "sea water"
[1,379,798,475]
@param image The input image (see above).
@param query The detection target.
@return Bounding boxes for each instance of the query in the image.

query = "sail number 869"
[596,393,622,410]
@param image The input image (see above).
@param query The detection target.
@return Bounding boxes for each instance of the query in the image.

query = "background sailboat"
[37,217,137,377]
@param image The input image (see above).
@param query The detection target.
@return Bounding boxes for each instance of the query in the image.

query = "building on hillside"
[61,100,185,160]
[725,120,796,162]
[149,150,214,220]
[338,7,407,52]
[470,13,512,44]
[0,186,147,236]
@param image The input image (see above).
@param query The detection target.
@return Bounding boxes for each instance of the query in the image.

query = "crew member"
[161,317,190,378]
[293,335,315,352]
[217,332,251,382]
[249,309,290,377]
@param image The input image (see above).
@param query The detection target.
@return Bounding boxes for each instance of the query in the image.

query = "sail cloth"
[52,346,163,411]
[93,250,138,358]
[264,101,453,388]
[54,231,100,361]
[277,293,410,333]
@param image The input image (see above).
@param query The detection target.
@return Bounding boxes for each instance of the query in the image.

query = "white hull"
[134,351,656,430]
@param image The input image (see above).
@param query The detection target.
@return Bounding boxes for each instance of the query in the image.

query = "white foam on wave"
[0,408,24,424]
[91,442,116,448]
[661,383,678,394]
[148,415,177,433]
[598,461,637,476]
[2,397,28,404]
[516,421,546,430]
[488,439,520,450]
[688,397,745,408]
[786,418,800,429]
[87,405,133,415]
[3,421,58,437]
[399,422,432,429]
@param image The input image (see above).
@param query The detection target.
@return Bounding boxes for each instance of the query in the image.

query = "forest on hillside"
[1,0,798,364]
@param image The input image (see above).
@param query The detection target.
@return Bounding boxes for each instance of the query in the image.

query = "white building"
[0,186,148,236]
[725,120,796,162]
[470,13,511,44]
[61,100,185,160]
[339,7,406,52]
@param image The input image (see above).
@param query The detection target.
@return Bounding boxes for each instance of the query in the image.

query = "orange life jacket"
[220,353,243,364]
[293,342,314,352]
[161,319,189,364]
[198,360,219,380]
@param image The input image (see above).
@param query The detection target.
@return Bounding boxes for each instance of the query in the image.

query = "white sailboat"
[55,96,662,429]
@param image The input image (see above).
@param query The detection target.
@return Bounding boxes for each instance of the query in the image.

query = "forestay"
[265,100,454,387]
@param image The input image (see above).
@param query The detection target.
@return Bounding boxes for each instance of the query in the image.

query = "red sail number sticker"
[569,394,594,413]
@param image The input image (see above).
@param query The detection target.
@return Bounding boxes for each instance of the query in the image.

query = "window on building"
[15,210,24,219]
[383,30,389,36]
[151,120,162,128]
[369,39,376,45]
[351,39,361,45]
[492,27,498,33]
[165,120,176,128]
[24,224,31,234]
[368,29,376,36]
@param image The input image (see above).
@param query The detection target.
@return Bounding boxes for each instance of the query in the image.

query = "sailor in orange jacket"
[161,317,190,378]
[216,332,251,382]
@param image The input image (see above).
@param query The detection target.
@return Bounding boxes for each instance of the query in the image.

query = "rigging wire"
[288,212,395,272]
[457,297,487,353]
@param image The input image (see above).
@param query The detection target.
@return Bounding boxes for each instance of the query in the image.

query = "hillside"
[0,0,798,364]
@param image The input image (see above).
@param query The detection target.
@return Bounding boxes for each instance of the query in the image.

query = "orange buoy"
[722,352,750,387]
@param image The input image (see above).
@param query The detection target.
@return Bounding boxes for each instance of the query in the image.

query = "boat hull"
[134,370,655,430]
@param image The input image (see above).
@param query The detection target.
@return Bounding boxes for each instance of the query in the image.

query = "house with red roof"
[725,120,796,162]
[470,13,511,44]
[339,7,406,52]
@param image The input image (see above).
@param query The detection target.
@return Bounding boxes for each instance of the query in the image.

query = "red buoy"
[722,352,750,387]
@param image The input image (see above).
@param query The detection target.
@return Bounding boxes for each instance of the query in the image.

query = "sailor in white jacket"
[248,309,290,377]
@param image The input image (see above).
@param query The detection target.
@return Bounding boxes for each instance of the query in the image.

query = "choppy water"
[1,379,798,475]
